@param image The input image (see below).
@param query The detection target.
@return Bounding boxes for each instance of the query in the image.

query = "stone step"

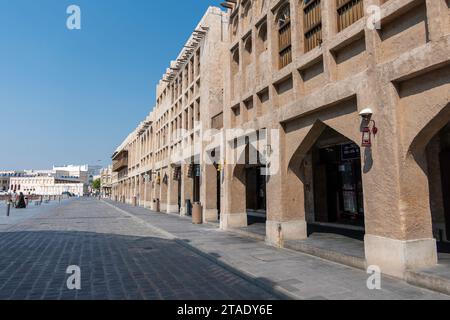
[284,240,367,271]
[406,268,450,296]
[226,227,367,271]
[227,227,266,242]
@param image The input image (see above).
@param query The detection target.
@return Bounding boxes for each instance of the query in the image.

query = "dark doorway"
[246,165,267,225]
[312,129,365,228]
[427,122,450,252]
[216,165,221,218]
[177,168,182,213]
[440,151,450,240]
[193,164,200,203]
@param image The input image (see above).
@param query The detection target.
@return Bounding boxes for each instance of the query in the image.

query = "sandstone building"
[111,1,450,280]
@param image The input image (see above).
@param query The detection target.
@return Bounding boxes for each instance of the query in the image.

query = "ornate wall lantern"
[360,108,378,148]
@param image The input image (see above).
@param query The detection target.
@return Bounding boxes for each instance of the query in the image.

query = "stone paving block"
[106,199,450,300]
[0,199,276,300]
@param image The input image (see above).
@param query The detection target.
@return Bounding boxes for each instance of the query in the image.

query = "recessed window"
[337,0,364,32]
[231,47,240,76]
[277,3,292,69]
[257,21,268,54]
[303,0,322,52]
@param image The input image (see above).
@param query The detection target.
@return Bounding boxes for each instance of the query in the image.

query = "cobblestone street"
[0,198,449,300]
[0,199,276,300]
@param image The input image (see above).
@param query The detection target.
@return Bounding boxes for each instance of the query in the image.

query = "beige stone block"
[220,213,248,229]
[204,208,219,222]
[166,204,179,214]
[365,234,438,279]
[266,220,308,247]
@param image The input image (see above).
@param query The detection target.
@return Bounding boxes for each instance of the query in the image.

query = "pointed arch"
[409,102,450,160]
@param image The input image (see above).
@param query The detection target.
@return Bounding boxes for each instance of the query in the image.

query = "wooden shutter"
[337,0,364,32]
[303,0,322,52]
[278,20,292,68]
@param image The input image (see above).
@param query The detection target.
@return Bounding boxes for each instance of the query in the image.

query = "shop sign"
[341,144,360,161]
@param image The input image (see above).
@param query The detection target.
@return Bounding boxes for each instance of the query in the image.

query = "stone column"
[144,174,152,208]
[266,125,307,247]
[221,162,248,229]
[139,175,145,206]
[364,151,438,278]
[150,180,159,211]
[167,167,180,214]
[180,164,194,216]
[363,80,438,279]
[201,164,219,222]
[160,170,168,212]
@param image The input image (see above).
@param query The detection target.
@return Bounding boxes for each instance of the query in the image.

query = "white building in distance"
[6,165,96,196]
[9,175,85,196]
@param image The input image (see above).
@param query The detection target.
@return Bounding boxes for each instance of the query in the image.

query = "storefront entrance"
[428,122,450,248]
[246,165,267,224]
[441,150,450,241]
[216,165,222,218]
[176,167,182,213]
[313,143,364,227]
[193,164,201,203]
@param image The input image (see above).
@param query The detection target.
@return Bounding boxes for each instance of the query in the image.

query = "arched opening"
[231,14,239,41]
[426,121,450,252]
[256,22,268,55]
[241,0,253,31]
[292,125,366,239]
[231,47,240,98]
[232,47,240,72]
[233,141,267,228]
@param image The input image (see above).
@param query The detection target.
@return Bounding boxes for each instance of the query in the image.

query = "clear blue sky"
[0,0,221,170]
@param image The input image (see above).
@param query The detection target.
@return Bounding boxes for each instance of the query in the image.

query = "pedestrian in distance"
[11,191,17,208]
[16,192,27,209]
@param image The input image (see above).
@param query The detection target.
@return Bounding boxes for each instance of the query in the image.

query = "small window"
[303,0,322,52]
[337,0,364,32]
[277,3,292,69]
[231,47,240,75]
[257,21,268,53]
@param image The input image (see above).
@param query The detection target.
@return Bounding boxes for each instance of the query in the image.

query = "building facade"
[112,1,450,279]
[5,165,90,196]
[9,176,84,196]
[0,171,25,192]
[112,6,228,218]
[100,166,113,198]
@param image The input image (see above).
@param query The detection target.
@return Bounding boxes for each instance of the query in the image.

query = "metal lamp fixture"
[360,108,378,148]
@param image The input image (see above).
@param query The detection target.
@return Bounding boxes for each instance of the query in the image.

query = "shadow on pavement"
[0,230,280,301]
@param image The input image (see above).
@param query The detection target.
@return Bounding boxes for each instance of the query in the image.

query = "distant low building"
[9,175,85,196]
[4,165,93,196]
[100,166,112,198]
[0,171,25,192]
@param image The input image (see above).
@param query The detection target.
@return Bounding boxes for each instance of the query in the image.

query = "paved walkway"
[106,199,450,300]
[0,200,71,230]
[0,199,275,300]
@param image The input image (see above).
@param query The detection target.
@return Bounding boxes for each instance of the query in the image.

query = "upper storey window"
[303,0,322,52]
[241,0,253,31]
[231,47,240,76]
[257,21,268,54]
[259,0,267,15]
[277,3,292,69]
[337,0,364,32]
[231,14,239,41]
